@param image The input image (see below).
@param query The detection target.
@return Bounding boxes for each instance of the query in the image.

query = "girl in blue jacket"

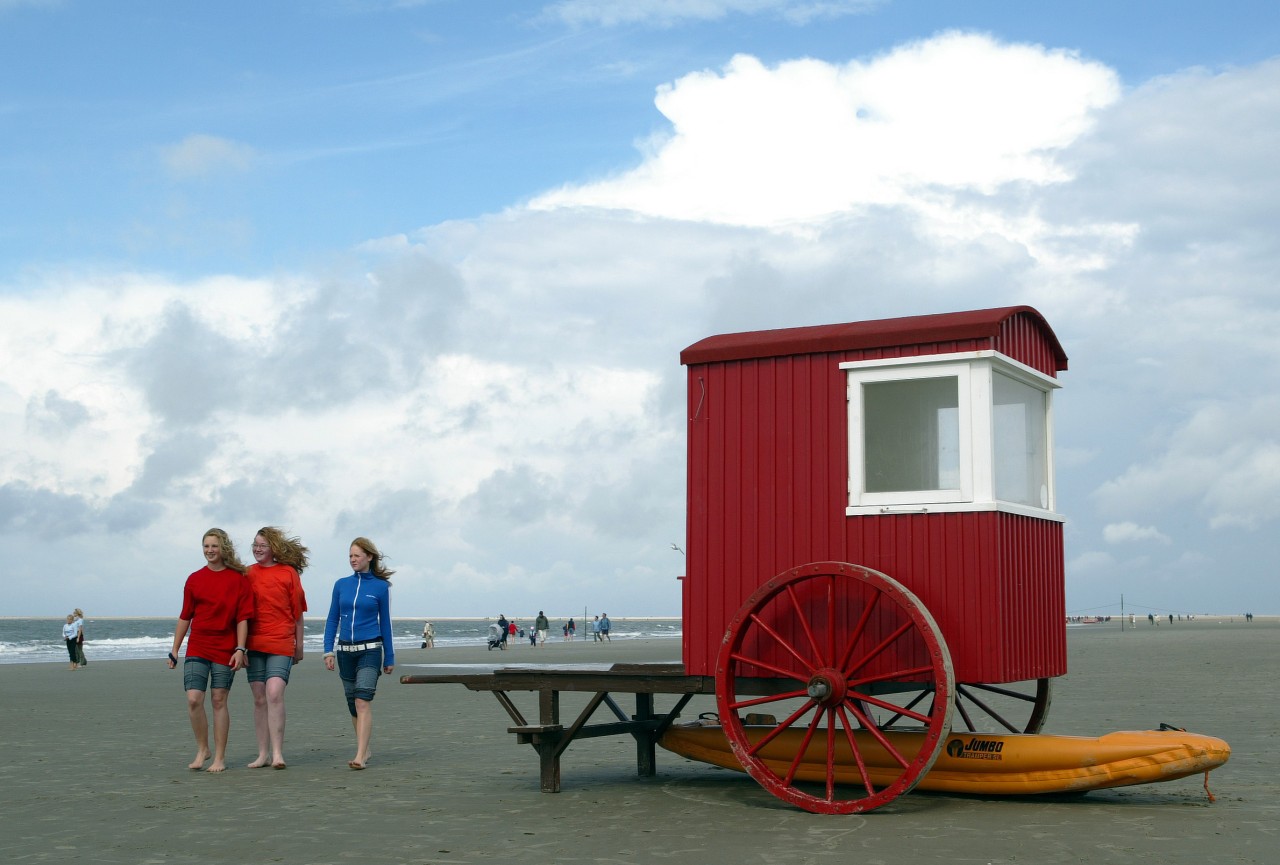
[323,537,395,769]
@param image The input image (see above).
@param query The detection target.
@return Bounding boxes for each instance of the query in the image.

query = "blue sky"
[5,1,1276,274]
[2,0,1279,622]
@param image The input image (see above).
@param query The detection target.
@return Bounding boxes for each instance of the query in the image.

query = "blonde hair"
[203,528,247,574]
[351,536,394,583]
[256,526,310,574]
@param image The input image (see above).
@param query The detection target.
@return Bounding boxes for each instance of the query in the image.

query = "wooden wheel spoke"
[848,689,933,726]
[836,590,880,672]
[728,649,807,683]
[785,583,824,665]
[956,685,1018,734]
[824,708,837,801]
[836,705,876,796]
[783,709,825,786]
[848,664,935,690]
[863,686,932,729]
[844,620,913,678]
[727,688,809,712]
[954,692,977,730]
[744,611,817,675]
[844,698,913,769]
[746,699,817,758]
[964,682,1039,703]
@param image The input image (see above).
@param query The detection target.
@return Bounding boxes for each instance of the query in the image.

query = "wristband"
[323,652,336,658]
[167,652,177,665]
[234,647,248,654]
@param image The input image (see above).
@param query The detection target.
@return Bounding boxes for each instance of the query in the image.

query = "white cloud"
[1093,397,1280,532]
[531,33,1120,228]
[545,0,881,28]
[1102,521,1170,545]
[160,134,256,179]
[5,32,1280,618]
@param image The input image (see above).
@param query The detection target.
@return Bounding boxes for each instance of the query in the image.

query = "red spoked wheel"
[715,562,954,814]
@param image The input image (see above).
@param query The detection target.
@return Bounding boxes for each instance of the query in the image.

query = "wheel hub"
[806,667,847,707]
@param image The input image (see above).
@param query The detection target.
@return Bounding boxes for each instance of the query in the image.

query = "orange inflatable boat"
[659,720,1230,796]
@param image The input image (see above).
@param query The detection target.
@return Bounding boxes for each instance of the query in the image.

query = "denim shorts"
[336,645,383,715]
[183,657,235,692]
[246,651,293,684]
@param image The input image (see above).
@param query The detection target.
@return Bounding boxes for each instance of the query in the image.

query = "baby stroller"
[486,623,504,651]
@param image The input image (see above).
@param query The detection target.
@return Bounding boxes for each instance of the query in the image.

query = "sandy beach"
[1,619,1275,864]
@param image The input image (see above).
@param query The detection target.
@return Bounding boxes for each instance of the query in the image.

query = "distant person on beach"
[592,615,601,642]
[535,611,549,647]
[245,526,309,770]
[62,615,80,670]
[599,613,611,642]
[497,614,509,650]
[72,608,87,666]
[568,618,575,640]
[323,537,395,770]
[421,621,435,648]
[166,528,253,773]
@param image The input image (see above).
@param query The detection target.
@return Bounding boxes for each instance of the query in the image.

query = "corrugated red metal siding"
[838,511,1065,682]
[994,312,1064,377]
[683,310,1067,682]
[684,354,848,673]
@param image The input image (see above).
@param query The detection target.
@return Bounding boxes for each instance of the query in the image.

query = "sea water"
[0,617,682,665]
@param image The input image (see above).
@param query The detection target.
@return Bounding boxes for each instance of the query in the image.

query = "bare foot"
[205,760,227,773]
[271,760,287,770]
[247,756,270,768]
[189,750,211,770]
[348,759,366,770]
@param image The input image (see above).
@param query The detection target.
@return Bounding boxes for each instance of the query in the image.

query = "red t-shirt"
[246,562,308,656]
[180,566,254,663]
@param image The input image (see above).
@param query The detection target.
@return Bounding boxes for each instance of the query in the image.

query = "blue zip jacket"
[323,572,395,666]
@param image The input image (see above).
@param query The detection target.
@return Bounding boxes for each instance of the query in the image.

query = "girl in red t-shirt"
[166,528,252,773]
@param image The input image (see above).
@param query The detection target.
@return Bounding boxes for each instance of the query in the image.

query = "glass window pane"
[863,377,960,493]
[993,372,1048,507]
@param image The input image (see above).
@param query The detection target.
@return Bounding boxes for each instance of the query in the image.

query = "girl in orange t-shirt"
[245,526,309,769]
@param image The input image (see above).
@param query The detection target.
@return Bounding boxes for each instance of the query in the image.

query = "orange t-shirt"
[245,562,308,656]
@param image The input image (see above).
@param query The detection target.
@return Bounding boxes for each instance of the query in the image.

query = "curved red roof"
[680,305,1067,370]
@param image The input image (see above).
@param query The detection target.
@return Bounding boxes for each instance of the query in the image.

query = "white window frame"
[843,350,1063,521]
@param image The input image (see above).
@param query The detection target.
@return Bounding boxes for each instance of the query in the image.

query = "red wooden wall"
[681,307,1068,682]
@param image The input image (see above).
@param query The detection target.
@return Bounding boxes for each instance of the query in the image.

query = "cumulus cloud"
[532,34,1120,228]
[4,32,1280,617]
[161,134,256,179]
[1093,398,1280,532]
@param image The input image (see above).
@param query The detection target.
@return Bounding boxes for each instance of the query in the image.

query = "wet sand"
[1,619,1274,864]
